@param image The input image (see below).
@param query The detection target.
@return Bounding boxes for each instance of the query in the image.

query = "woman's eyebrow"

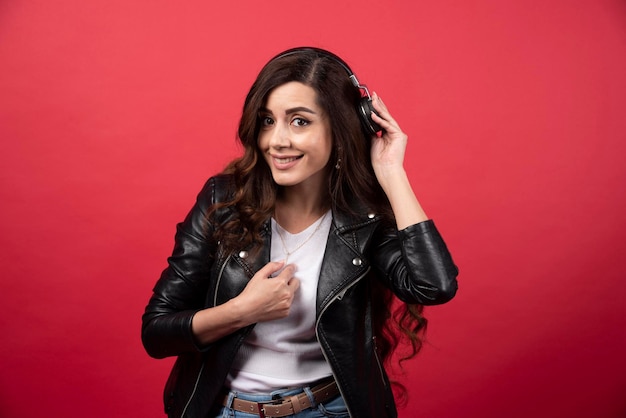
[285,106,317,115]
[259,106,317,115]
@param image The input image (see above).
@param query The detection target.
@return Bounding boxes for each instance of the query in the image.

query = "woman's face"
[257,81,332,192]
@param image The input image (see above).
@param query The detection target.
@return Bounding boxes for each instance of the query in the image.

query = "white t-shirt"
[227,211,333,393]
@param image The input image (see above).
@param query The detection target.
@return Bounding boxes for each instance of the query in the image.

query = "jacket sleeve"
[371,219,459,305]
[141,177,220,359]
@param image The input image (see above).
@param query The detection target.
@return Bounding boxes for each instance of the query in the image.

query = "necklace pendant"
[275,211,329,266]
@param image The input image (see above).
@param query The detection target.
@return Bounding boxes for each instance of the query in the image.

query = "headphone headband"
[269,47,372,98]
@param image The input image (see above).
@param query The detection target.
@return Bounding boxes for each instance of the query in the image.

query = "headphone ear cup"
[358,97,382,135]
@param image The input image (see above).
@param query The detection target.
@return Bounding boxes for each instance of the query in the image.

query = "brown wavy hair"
[211,47,426,400]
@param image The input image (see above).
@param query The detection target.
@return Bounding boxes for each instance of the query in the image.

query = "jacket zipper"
[315,266,370,418]
[180,362,205,417]
[180,254,231,418]
[212,254,231,306]
[372,336,388,389]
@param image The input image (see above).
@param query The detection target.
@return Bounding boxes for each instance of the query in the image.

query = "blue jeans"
[214,385,349,418]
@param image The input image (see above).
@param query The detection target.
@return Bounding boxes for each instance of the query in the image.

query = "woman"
[142,47,458,418]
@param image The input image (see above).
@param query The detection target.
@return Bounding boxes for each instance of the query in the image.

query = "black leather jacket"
[142,175,458,418]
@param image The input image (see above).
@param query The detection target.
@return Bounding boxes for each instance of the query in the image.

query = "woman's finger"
[371,92,400,130]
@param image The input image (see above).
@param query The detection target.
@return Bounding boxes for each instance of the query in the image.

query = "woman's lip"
[271,154,302,169]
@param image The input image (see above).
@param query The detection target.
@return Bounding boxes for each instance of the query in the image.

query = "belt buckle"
[257,402,267,418]
[256,399,284,418]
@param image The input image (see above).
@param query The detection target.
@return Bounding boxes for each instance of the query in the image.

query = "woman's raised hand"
[368,92,429,229]
[235,261,300,324]
[191,261,299,346]
[369,92,409,184]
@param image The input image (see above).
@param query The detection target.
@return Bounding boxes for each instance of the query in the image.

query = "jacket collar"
[229,200,382,310]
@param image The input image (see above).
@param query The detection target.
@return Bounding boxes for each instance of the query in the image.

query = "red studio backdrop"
[1,1,625,417]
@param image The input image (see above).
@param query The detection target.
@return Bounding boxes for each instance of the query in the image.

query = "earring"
[335,158,342,170]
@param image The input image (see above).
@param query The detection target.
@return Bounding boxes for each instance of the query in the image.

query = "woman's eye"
[261,116,274,126]
[292,118,309,127]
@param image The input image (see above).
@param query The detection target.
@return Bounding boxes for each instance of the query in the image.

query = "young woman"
[142,47,458,418]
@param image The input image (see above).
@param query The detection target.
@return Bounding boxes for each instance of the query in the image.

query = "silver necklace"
[275,211,328,263]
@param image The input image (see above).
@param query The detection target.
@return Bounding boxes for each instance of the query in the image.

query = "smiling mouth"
[273,155,303,164]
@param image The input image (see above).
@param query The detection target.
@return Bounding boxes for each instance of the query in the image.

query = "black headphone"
[269,47,382,135]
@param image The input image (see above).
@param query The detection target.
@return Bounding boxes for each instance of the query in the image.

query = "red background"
[1,1,625,417]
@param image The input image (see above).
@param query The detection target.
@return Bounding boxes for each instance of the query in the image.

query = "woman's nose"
[269,122,290,148]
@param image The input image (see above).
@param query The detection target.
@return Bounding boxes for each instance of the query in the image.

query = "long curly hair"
[210,47,427,399]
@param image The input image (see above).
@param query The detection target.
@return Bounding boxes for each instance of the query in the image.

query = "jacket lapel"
[316,207,380,314]
[218,210,380,315]
[218,221,272,303]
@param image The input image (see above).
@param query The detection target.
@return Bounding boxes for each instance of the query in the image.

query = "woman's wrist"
[375,165,409,194]
[377,168,429,229]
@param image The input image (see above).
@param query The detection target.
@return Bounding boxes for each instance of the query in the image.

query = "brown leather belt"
[221,378,340,418]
